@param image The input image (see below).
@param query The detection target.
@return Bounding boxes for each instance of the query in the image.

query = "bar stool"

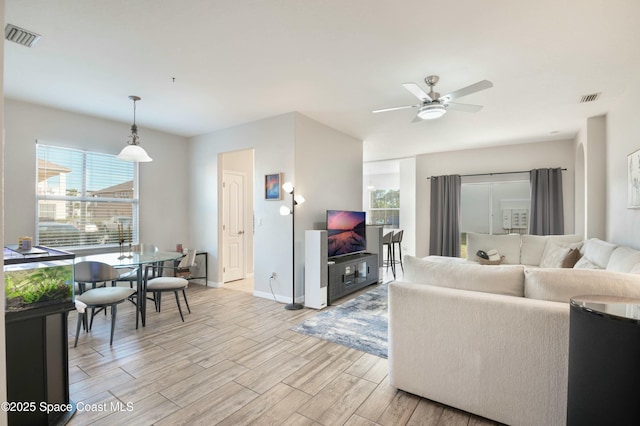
[392,230,404,274]
[382,231,395,278]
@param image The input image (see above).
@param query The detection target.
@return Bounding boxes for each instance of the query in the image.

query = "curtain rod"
[427,168,567,179]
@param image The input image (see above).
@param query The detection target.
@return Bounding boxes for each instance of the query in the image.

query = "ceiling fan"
[373,75,493,121]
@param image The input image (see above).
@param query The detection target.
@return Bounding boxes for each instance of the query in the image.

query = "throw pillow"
[581,238,618,268]
[573,256,601,269]
[465,233,521,264]
[539,241,571,268]
[520,234,584,266]
[561,248,582,268]
[477,256,505,265]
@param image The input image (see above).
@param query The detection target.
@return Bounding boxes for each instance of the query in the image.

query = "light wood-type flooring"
[67,277,501,425]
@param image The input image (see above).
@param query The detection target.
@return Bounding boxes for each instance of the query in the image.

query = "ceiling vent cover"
[579,92,601,103]
[5,24,41,48]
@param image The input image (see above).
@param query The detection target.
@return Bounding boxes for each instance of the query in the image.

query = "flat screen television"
[326,210,367,258]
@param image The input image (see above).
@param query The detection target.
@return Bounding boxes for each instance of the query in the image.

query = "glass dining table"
[74,251,184,328]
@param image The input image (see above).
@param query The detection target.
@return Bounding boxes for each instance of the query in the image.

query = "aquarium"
[4,245,75,312]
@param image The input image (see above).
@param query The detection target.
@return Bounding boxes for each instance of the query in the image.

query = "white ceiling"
[5,1,640,161]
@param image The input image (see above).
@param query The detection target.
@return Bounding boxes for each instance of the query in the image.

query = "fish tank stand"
[4,245,76,425]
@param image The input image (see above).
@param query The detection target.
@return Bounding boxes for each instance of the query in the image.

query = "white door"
[223,171,245,282]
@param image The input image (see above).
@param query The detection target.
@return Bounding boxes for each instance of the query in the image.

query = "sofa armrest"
[388,281,569,426]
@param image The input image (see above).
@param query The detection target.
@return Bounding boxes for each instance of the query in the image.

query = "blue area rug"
[291,282,388,358]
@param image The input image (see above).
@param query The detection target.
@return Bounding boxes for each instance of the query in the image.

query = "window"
[36,144,139,248]
[460,180,530,235]
[460,177,530,257]
[369,189,400,228]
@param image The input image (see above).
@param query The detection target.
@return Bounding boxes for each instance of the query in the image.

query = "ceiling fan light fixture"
[417,104,446,120]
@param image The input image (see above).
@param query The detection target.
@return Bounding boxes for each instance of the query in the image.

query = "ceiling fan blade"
[402,83,433,102]
[446,102,483,113]
[372,104,419,113]
[440,80,493,102]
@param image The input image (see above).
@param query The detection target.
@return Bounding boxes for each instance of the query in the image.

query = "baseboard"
[207,280,222,288]
[252,290,303,305]
[253,289,283,303]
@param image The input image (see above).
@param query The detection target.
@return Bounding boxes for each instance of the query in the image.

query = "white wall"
[574,140,586,238]
[189,113,295,293]
[585,115,607,239]
[3,99,189,253]
[415,139,576,257]
[607,80,640,247]
[189,112,362,302]
[295,113,363,301]
[399,157,416,257]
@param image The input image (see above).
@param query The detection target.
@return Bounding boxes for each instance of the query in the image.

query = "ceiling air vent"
[5,24,41,48]
[579,92,601,103]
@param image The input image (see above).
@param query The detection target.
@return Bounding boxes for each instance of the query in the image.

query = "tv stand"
[327,252,378,304]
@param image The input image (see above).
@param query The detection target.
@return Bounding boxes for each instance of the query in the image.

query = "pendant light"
[117,95,152,162]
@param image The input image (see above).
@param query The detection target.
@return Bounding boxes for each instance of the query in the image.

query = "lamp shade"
[280,206,292,215]
[117,144,152,162]
[282,182,294,194]
[294,194,305,205]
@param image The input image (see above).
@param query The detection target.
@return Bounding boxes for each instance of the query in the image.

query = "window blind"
[36,144,139,249]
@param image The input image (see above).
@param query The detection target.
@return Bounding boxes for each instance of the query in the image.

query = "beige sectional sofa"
[388,234,640,426]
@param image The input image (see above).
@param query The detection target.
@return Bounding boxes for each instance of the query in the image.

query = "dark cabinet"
[4,245,76,425]
[328,252,378,304]
[567,295,640,426]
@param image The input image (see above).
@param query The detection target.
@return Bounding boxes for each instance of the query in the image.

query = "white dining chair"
[144,249,197,322]
[74,261,135,347]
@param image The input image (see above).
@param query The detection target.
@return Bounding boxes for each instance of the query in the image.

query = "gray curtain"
[429,174,461,257]
[529,168,564,235]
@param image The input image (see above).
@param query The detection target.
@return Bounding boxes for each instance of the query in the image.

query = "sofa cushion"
[524,268,640,303]
[606,246,640,273]
[404,255,525,297]
[520,234,584,266]
[466,232,521,265]
[581,238,618,269]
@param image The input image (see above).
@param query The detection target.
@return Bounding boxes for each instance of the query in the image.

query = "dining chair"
[144,249,197,322]
[74,261,136,347]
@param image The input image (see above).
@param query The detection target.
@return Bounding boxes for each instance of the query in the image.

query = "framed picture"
[265,173,282,200]
[628,149,640,208]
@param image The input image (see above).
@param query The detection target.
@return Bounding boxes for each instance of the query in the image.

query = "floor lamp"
[280,181,305,310]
